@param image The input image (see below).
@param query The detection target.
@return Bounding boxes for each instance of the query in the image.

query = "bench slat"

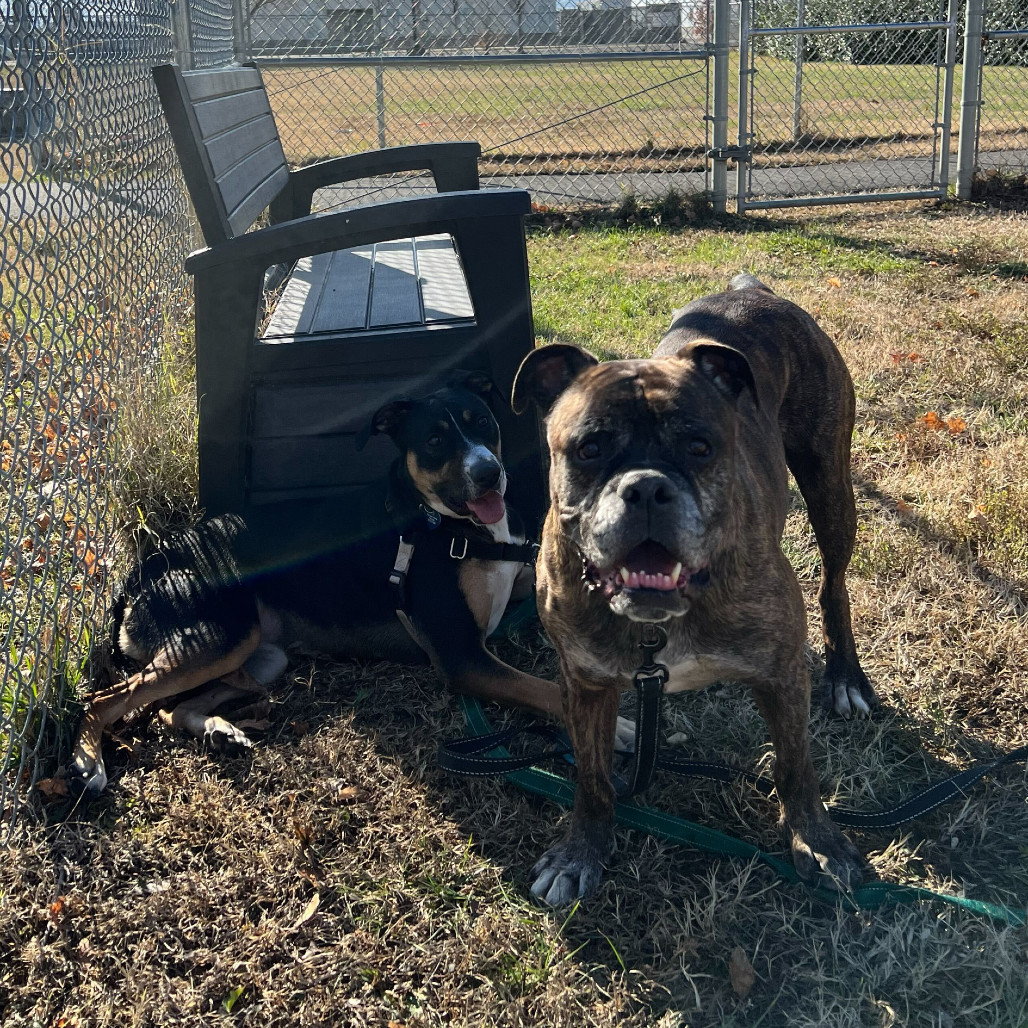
[252,379,398,439]
[311,247,375,333]
[416,234,475,322]
[219,138,290,217]
[249,433,393,491]
[193,89,274,140]
[228,165,292,238]
[369,240,421,327]
[180,65,263,103]
[205,114,281,178]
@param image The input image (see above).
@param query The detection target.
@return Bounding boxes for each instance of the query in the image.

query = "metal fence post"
[171,0,194,70]
[233,0,251,62]
[936,0,960,192]
[792,0,806,141]
[710,0,731,214]
[956,0,986,199]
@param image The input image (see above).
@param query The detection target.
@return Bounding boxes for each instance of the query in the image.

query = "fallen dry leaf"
[291,892,320,930]
[827,277,842,288]
[729,945,756,998]
[35,776,70,801]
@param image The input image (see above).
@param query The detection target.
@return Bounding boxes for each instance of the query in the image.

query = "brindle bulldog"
[511,273,875,905]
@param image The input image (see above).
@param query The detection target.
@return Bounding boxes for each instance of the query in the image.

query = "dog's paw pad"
[202,718,253,757]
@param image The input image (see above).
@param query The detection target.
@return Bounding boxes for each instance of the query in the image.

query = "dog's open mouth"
[586,541,708,598]
[464,490,506,525]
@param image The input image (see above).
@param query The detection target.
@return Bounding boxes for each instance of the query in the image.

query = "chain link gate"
[736,0,959,210]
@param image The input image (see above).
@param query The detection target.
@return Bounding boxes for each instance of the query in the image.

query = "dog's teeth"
[672,562,682,580]
[620,566,630,581]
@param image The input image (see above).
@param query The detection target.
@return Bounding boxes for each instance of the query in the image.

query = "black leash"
[440,719,1028,830]
[440,614,1028,830]
[620,622,669,798]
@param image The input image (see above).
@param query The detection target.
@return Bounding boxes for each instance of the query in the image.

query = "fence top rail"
[982,28,1028,39]
[250,50,712,66]
[748,20,953,37]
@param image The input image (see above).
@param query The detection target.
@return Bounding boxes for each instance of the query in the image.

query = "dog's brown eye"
[477,415,490,429]
[687,438,711,457]
[577,440,601,461]
[427,434,442,447]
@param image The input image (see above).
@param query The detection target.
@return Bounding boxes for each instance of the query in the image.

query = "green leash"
[456,695,1026,928]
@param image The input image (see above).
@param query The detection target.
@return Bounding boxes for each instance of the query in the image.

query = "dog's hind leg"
[69,626,260,795]
[785,427,877,718]
[158,670,266,756]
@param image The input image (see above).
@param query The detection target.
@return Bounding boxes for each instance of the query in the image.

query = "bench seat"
[262,234,474,339]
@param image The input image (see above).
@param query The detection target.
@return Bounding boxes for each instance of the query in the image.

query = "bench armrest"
[270,142,482,222]
[185,188,530,274]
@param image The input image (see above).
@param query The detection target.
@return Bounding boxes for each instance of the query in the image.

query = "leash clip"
[636,622,669,683]
[449,536,469,560]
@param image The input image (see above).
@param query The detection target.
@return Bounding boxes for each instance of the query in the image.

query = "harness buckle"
[449,536,469,560]
[390,537,416,608]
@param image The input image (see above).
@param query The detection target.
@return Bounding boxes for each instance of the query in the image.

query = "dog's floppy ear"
[511,344,599,415]
[448,368,495,398]
[677,341,758,409]
[356,398,413,450]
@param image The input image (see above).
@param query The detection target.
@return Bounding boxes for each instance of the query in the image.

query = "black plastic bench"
[153,62,544,537]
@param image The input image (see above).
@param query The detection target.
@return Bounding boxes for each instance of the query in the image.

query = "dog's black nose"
[617,470,675,507]
[469,458,502,492]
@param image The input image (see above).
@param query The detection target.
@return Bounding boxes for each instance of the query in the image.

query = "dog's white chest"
[663,653,726,693]
[457,515,523,636]
[663,649,756,693]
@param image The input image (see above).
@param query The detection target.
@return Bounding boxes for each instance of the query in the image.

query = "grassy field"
[264,55,1028,172]
[2,198,1028,1026]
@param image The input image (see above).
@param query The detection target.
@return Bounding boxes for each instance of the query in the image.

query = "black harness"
[387,502,538,617]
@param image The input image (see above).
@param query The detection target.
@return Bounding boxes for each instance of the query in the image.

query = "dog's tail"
[730,272,774,293]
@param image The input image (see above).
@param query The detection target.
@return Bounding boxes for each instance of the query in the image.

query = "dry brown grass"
[3,200,1028,1027]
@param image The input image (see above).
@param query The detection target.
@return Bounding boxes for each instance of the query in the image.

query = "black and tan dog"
[69,371,562,795]
[512,274,876,905]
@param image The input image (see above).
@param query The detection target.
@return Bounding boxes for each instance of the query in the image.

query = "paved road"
[4,148,1026,225]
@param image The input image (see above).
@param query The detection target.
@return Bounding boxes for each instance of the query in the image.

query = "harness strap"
[441,532,538,564]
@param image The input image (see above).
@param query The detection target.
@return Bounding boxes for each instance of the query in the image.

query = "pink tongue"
[467,490,506,525]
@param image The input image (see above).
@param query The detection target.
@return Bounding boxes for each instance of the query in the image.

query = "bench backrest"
[154,62,290,246]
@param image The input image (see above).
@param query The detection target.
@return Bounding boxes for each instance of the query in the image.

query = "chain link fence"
[240,0,717,208]
[2,0,1028,831]
[1,0,194,825]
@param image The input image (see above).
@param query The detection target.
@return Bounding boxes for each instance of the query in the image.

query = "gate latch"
[707,145,751,162]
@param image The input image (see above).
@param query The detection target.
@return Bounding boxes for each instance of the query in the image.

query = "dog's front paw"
[788,817,865,892]
[66,754,108,797]
[530,835,610,906]
[202,717,253,757]
[821,662,877,719]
